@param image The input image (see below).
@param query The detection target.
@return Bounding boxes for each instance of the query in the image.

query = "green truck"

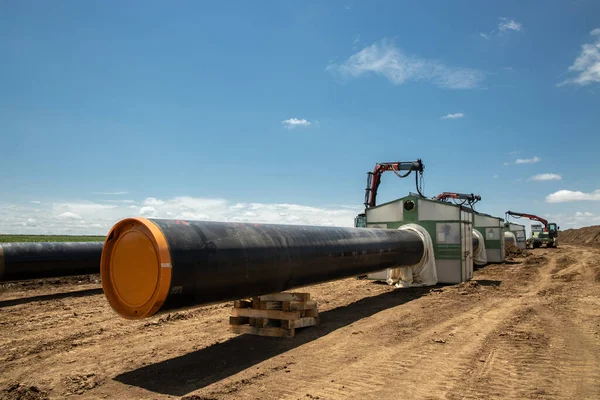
[526,222,560,248]
[506,211,560,249]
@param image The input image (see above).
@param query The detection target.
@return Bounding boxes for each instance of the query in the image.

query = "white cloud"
[282,118,311,129]
[546,189,600,203]
[529,173,562,181]
[515,156,541,164]
[58,212,83,220]
[143,197,165,206]
[139,206,157,216]
[441,112,464,119]
[558,28,600,86]
[547,211,600,228]
[480,17,523,39]
[30,200,41,204]
[498,17,522,32]
[326,39,485,89]
[0,197,362,235]
[92,191,129,195]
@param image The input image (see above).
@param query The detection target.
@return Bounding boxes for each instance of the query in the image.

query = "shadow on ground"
[115,285,433,396]
[473,279,502,287]
[0,288,103,308]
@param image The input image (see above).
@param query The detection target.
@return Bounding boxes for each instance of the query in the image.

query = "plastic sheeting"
[504,231,517,246]
[385,224,438,288]
[473,229,487,266]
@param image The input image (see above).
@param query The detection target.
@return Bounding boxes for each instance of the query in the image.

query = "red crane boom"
[505,210,548,228]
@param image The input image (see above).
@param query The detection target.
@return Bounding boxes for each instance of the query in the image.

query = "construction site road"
[1,244,599,400]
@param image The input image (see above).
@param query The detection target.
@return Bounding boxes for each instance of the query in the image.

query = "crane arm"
[364,159,424,208]
[436,192,481,202]
[435,191,481,209]
[505,210,549,227]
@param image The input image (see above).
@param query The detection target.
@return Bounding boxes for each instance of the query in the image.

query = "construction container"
[504,222,527,250]
[363,194,473,284]
[474,213,505,263]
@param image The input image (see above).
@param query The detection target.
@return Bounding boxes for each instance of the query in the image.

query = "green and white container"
[474,212,505,263]
[504,222,526,250]
[364,194,473,284]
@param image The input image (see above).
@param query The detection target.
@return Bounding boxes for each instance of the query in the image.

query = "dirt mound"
[505,244,524,257]
[0,383,48,400]
[559,225,600,247]
[525,255,548,265]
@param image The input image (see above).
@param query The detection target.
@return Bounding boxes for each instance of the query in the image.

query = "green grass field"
[0,235,106,243]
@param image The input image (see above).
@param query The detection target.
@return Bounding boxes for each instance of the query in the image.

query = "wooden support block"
[282,300,317,311]
[232,307,301,321]
[254,318,268,328]
[234,300,252,308]
[230,324,295,338]
[229,292,318,338]
[281,317,319,330]
[252,300,283,310]
[229,316,250,326]
[301,308,319,318]
[257,293,310,302]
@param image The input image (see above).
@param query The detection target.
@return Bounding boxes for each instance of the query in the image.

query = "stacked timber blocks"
[229,293,319,338]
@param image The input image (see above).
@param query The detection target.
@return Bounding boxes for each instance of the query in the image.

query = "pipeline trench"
[0,245,599,399]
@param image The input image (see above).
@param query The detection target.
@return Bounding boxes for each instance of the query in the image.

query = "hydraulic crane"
[505,211,560,248]
[435,192,482,209]
[363,160,425,209]
[355,159,424,229]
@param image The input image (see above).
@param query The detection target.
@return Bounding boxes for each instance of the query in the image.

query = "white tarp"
[504,231,517,246]
[385,224,438,288]
[473,229,487,266]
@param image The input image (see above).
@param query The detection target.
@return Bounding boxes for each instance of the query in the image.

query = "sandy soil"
[1,244,599,400]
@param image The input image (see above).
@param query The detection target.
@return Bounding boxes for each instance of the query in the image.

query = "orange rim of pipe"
[101,217,172,319]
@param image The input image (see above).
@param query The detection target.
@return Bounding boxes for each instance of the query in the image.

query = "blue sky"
[1,0,600,234]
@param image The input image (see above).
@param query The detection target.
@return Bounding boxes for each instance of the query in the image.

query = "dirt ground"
[1,244,599,400]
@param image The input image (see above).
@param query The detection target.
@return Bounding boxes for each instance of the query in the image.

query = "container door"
[461,221,473,281]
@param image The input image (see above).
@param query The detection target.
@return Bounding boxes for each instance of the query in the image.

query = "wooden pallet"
[229,292,319,338]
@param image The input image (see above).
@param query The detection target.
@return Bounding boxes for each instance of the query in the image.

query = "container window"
[486,227,501,240]
[436,223,461,244]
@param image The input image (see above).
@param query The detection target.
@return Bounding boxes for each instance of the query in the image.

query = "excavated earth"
[1,244,599,399]
[559,224,600,248]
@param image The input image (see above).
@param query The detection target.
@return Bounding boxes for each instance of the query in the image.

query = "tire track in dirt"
[447,248,600,400]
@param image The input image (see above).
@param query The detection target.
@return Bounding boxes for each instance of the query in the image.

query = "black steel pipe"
[0,242,104,282]
[101,218,425,319]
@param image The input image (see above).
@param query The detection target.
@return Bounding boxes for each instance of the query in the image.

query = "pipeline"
[0,242,103,282]
[472,229,487,266]
[504,231,517,246]
[100,217,425,319]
